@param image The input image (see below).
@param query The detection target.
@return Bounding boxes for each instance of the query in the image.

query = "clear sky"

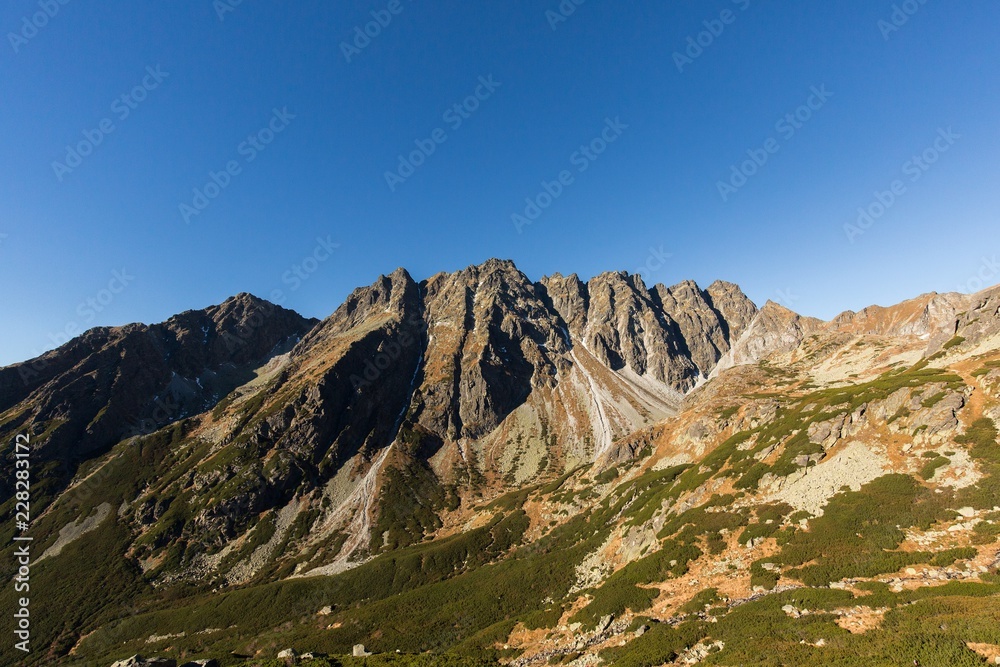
[2,1,999,366]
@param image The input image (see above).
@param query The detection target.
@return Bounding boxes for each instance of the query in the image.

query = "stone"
[595,614,614,633]
[111,658,177,667]
[111,658,144,667]
[353,644,372,657]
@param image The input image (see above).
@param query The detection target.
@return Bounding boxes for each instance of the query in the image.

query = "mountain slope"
[2,262,1000,667]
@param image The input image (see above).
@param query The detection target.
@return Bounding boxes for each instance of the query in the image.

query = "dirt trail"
[952,361,988,422]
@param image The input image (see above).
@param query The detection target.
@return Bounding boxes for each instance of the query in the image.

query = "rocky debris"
[677,639,724,664]
[766,441,889,515]
[110,657,176,667]
[594,614,614,633]
[511,617,633,667]
[832,605,889,634]
[807,408,870,449]
[277,648,297,660]
[353,644,372,657]
[179,660,219,667]
[793,452,825,468]
[37,502,112,563]
[781,604,808,618]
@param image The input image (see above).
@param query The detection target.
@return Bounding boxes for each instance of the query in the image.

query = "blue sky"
[2,1,999,366]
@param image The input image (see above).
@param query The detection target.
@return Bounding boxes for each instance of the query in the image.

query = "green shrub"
[776,474,951,586]
[956,418,1000,462]
[569,540,701,629]
[919,454,949,480]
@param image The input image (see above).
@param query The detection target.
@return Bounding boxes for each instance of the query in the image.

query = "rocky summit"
[3,259,1000,667]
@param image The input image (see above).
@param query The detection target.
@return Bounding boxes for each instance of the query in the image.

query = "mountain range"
[3,259,1000,667]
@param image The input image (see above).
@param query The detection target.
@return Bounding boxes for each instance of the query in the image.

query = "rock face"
[829,291,973,338]
[8,259,1000,666]
[541,271,757,390]
[228,260,759,482]
[955,284,1000,347]
[712,301,824,376]
[158,262,760,561]
[0,293,317,499]
[1,259,763,586]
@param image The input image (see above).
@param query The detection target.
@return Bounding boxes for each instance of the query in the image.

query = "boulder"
[111,658,144,667]
[595,614,614,633]
[111,658,177,667]
[353,644,372,657]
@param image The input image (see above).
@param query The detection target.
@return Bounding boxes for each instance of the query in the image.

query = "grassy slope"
[7,359,1000,666]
